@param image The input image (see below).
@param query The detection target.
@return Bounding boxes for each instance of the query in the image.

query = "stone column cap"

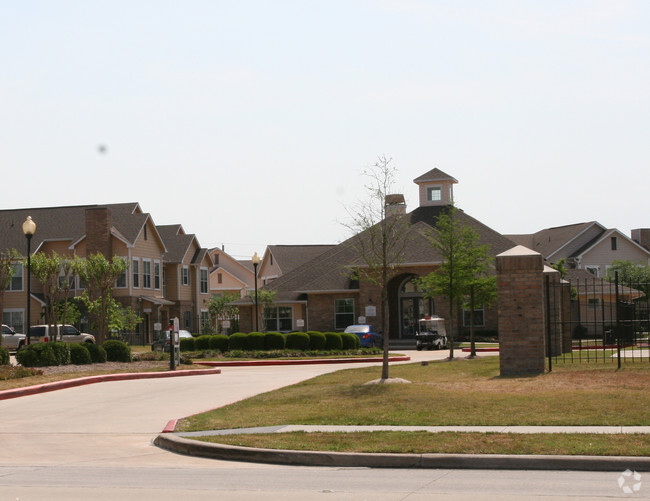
[497,245,541,258]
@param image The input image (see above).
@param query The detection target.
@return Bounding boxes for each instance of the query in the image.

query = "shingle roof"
[0,202,145,253]
[267,245,337,275]
[158,224,197,263]
[505,222,598,259]
[413,168,458,184]
[265,205,516,302]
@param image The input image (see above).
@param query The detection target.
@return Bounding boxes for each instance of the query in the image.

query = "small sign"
[358,316,366,324]
[154,322,162,331]
[365,305,377,317]
[222,320,231,328]
[173,317,180,333]
[296,319,305,327]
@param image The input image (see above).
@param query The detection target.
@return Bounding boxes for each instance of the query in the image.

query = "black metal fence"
[549,273,650,367]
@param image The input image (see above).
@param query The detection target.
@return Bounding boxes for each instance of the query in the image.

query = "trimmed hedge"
[16,343,57,367]
[50,342,71,366]
[180,337,195,352]
[194,335,212,351]
[264,332,285,350]
[103,340,132,362]
[228,332,248,351]
[307,331,326,350]
[70,343,92,365]
[341,332,360,350]
[247,332,266,351]
[324,332,343,351]
[0,346,9,365]
[209,334,229,352]
[286,332,310,351]
[87,343,107,363]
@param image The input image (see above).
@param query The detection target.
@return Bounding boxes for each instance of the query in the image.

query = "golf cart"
[415,316,448,351]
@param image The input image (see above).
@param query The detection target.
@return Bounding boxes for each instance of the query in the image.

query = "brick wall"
[85,208,112,258]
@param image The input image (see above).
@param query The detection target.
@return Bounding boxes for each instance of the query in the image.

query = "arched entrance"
[389,274,434,339]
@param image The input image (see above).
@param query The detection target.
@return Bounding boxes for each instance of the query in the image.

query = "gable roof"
[265,245,337,276]
[0,202,153,253]
[505,222,603,260]
[158,224,198,263]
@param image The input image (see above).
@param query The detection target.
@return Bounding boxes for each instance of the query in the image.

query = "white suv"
[28,324,95,344]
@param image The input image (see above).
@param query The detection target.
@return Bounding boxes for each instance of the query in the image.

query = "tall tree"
[0,249,20,346]
[343,155,410,380]
[73,253,129,345]
[419,206,495,359]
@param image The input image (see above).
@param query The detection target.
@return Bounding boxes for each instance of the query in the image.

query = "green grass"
[178,357,650,432]
[197,431,650,456]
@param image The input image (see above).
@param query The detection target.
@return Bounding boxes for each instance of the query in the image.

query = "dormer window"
[427,186,442,202]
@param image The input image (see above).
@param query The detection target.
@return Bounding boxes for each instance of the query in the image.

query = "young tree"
[246,289,276,331]
[73,253,129,345]
[0,249,20,346]
[208,292,240,334]
[419,206,495,359]
[342,155,410,380]
[606,260,650,295]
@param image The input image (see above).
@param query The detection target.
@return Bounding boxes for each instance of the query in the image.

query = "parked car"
[415,316,447,350]
[28,324,96,344]
[2,324,26,351]
[344,324,382,348]
[152,330,193,352]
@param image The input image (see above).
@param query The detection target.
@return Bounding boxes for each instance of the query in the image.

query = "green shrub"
[324,332,343,351]
[86,343,107,363]
[286,332,310,351]
[70,343,92,365]
[16,343,57,367]
[228,332,248,351]
[194,335,212,351]
[0,347,9,365]
[247,332,265,350]
[341,332,359,350]
[264,332,285,350]
[103,340,132,362]
[209,334,229,352]
[307,331,326,350]
[179,336,195,352]
[50,342,71,365]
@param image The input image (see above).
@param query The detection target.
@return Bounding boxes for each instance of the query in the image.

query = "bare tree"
[343,155,410,380]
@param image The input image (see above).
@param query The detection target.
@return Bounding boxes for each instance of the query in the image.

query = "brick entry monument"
[496,245,546,376]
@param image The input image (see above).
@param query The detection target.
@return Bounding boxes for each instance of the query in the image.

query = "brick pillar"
[85,207,113,258]
[497,246,545,376]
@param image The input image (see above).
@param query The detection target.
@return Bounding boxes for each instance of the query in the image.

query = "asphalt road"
[0,350,646,500]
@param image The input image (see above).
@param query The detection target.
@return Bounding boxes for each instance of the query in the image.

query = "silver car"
[2,324,26,351]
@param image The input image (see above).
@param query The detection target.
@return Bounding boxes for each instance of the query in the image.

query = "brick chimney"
[631,229,650,250]
[385,194,406,217]
[85,207,113,257]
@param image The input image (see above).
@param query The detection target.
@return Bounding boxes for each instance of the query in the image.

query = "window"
[214,254,219,266]
[334,298,354,330]
[3,310,24,333]
[427,186,441,202]
[132,259,140,288]
[182,266,189,286]
[115,269,127,288]
[218,273,223,284]
[588,298,600,310]
[154,260,161,289]
[264,306,292,332]
[463,306,485,327]
[143,259,152,288]
[611,237,617,250]
[200,310,210,329]
[200,267,209,294]
[8,263,23,291]
[184,311,191,329]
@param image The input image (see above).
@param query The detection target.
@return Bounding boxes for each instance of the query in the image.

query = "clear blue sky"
[2,1,648,259]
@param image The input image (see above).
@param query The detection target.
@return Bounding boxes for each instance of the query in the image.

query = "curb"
[193,356,410,367]
[0,368,222,401]
[153,433,650,471]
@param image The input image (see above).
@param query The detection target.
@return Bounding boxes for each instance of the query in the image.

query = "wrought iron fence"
[548,272,650,367]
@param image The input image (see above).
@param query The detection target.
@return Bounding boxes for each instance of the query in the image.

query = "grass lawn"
[177,356,650,456]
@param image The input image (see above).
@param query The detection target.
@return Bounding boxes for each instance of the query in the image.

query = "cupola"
[413,168,458,207]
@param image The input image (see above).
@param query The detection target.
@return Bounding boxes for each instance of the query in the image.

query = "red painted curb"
[193,356,411,367]
[162,419,178,433]
[0,368,222,401]
[461,348,499,352]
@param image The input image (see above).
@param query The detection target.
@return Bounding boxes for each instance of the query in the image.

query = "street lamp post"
[22,216,36,345]
[252,252,260,332]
